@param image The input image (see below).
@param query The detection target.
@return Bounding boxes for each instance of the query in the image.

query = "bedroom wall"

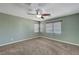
[41,13,79,44]
[0,13,38,45]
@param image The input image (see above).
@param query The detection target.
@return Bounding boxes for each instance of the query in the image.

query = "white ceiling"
[0,3,79,21]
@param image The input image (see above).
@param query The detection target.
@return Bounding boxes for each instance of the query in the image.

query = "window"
[46,23,53,33]
[34,23,39,32]
[54,22,61,34]
[46,21,62,34]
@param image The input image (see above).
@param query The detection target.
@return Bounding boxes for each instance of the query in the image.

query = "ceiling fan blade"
[42,14,50,16]
[41,16,44,19]
[27,13,36,15]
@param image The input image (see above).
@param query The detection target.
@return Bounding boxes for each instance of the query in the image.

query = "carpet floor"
[0,37,79,55]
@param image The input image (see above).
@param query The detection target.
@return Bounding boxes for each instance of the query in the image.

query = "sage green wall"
[1,12,79,45]
[41,14,79,44]
[0,13,38,45]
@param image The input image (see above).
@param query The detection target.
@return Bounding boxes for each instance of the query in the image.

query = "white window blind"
[54,22,61,34]
[46,23,53,33]
[34,24,39,32]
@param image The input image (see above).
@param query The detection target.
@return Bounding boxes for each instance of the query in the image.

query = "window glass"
[54,22,61,34]
[46,23,53,33]
[34,24,39,32]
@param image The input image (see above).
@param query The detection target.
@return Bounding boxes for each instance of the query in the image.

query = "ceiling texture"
[0,3,79,21]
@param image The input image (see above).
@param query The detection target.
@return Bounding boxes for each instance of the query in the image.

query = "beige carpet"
[0,37,79,55]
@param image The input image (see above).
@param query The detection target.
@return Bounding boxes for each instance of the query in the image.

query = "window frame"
[46,20,62,34]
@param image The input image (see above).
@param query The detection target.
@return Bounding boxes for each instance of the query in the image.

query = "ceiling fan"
[27,8,51,19]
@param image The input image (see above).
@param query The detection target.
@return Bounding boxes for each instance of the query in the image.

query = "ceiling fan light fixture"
[36,14,41,18]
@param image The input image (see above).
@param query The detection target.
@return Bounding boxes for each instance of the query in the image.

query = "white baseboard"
[41,36,79,47]
[0,36,79,47]
[0,36,40,47]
